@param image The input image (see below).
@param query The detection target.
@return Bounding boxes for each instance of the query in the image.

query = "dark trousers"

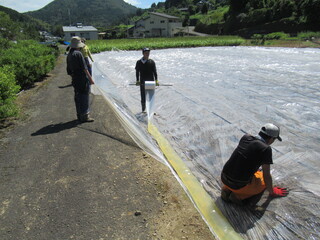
[74,90,90,116]
[72,75,90,117]
[140,84,146,111]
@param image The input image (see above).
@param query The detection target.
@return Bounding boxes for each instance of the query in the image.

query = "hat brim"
[70,42,85,48]
[277,136,282,141]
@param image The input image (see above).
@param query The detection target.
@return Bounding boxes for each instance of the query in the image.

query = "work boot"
[80,114,94,123]
[221,188,232,202]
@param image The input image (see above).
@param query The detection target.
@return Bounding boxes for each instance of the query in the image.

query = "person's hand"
[270,186,289,197]
[136,81,140,86]
[156,80,159,86]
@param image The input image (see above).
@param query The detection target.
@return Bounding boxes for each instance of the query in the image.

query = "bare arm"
[88,50,94,62]
[262,164,273,194]
[85,69,94,85]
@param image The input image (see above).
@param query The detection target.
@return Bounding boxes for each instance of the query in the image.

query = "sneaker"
[80,114,94,123]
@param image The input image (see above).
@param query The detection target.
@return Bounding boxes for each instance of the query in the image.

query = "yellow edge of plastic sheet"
[148,122,243,240]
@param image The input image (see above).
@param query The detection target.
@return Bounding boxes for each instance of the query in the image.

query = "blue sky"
[0,0,165,13]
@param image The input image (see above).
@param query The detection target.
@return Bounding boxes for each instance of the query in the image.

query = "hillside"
[25,0,137,27]
[0,5,50,31]
[156,0,320,36]
[0,6,51,40]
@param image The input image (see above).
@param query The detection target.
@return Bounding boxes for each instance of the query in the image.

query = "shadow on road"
[31,120,80,136]
[31,120,138,148]
[58,83,72,89]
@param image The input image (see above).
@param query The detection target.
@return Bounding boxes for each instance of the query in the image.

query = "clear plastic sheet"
[92,47,320,240]
[91,67,166,164]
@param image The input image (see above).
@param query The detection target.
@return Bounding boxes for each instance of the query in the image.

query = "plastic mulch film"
[91,67,166,164]
[92,47,320,240]
[91,64,243,240]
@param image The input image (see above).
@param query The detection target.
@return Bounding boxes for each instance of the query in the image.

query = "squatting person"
[221,123,289,205]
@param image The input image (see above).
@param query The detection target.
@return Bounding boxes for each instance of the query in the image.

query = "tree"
[228,0,247,13]
[201,3,209,14]
[0,12,19,40]
[136,8,143,16]
[303,0,320,28]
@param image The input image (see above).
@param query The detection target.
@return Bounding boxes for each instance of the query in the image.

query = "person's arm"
[153,61,159,85]
[135,62,140,85]
[262,164,273,194]
[263,164,289,197]
[88,49,94,62]
[85,69,94,85]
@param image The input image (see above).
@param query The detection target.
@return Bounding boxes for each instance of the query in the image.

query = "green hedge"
[0,40,58,88]
[0,65,20,119]
[0,39,59,120]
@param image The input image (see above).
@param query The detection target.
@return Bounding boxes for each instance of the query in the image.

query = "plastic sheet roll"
[146,89,155,120]
[145,81,156,90]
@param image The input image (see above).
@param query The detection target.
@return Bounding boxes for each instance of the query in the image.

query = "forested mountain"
[152,0,320,36]
[225,0,320,35]
[0,6,50,40]
[25,0,137,27]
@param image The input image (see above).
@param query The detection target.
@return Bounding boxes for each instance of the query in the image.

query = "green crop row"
[87,36,245,53]
[0,39,59,120]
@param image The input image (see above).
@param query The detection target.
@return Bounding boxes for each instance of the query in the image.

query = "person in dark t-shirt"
[221,123,288,205]
[67,36,95,122]
[135,48,158,112]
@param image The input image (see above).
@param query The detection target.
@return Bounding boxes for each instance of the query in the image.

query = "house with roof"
[63,23,98,41]
[129,12,183,38]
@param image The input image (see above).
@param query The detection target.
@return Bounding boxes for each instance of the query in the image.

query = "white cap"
[260,123,282,141]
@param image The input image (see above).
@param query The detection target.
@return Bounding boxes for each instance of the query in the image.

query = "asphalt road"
[0,54,215,240]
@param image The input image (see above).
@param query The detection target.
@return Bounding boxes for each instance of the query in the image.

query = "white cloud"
[0,0,53,13]
[123,0,140,6]
[0,0,165,13]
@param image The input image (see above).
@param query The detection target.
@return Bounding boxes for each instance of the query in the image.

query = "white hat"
[260,123,282,141]
[70,36,85,48]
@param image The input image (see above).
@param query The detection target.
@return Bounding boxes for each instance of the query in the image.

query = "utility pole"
[68,8,71,26]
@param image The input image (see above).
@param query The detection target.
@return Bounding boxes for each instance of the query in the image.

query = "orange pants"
[223,171,266,200]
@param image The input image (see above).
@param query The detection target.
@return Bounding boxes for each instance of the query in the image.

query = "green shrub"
[0,40,57,88]
[265,32,289,40]
[251,34,263,39]
[0,65,20,119]
[298,31,320,40]
[0,38,13,52]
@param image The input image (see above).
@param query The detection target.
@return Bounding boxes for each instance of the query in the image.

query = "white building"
[63,23,98,41]
[130,12,183,38]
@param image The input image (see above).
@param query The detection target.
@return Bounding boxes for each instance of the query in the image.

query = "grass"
[243,39,320,48]
[87,34,320,54]
[87,36,246,53]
